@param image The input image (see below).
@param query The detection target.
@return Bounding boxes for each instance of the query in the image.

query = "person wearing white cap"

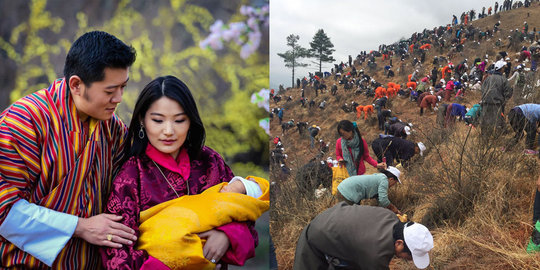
[479,56,513,137]
[293,204,434,269]
[372,137,426,168]
[336,166,403,214]
[388,121,412,139]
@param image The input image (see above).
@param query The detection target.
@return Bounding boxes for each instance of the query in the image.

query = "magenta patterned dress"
[100,144,257,269]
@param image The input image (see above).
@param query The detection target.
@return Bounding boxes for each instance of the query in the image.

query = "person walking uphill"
[336,120,386,176]
[480,60,513,137]
[293,203,434,270]
[0,31,137,269]
[336,166,403,214]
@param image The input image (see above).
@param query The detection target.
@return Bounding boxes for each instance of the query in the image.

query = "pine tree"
[309,29,335,73]
[277,34,309,88]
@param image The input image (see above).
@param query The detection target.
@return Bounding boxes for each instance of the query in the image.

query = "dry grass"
[271,3,540,269]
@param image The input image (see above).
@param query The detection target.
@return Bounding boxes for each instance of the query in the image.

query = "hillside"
[271,3,540,270]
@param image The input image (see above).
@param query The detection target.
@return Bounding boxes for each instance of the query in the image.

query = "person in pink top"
[335,120,386,176]
[101,76,257,269]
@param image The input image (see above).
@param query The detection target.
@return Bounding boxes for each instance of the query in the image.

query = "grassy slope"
[271,3,540,270]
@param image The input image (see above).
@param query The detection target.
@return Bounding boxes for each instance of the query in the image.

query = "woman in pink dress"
[101,75,257,269]
[335,120,386,176]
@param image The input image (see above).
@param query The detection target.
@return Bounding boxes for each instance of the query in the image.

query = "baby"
[220,176,263,198]
[137,176,269,269]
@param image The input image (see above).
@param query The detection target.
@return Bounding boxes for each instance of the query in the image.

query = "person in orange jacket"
[406,81,417,90]
[363,105,374,120]
[387,87,395,98]
[374,86,385,99]
[441,64,453,80]
[356,105,365,119]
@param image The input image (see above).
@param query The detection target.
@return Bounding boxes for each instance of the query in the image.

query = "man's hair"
[124,75,205,162]
[63,31,136,88]
[379,169,397,181]
[393,221,413,255]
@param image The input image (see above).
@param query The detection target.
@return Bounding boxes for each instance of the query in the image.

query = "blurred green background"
[0,0,269,268]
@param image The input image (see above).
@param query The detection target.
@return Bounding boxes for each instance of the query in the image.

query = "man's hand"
[198,229,230,266]
[73,214,137,248]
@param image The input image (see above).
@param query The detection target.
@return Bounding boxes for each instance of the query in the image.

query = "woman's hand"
[198,229,230,266]
[73,214,137,248]
[376,162,387,169]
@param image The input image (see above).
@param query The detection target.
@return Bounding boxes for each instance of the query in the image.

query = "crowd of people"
[271,2,540,269]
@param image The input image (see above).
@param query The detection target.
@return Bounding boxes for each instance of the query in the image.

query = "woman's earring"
[139,123,145,139]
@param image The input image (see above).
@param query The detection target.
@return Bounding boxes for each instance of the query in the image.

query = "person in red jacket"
[420,95,440,115]
[335,120,385,176]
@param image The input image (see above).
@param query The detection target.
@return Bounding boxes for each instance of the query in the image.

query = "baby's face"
[221,180,246,194]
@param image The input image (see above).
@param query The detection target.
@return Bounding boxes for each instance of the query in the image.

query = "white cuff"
[229,176,263,198]
[0,199,78,266]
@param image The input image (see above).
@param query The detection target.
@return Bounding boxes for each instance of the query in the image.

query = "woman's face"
[339,129,354,140]
[143,96,191,159]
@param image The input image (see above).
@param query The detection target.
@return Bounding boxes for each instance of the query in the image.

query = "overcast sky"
[270,0,497,89]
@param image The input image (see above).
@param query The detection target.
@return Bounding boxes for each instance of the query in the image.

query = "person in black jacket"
[371,137,426,167]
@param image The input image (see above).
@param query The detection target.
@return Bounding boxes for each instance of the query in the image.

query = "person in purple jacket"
[508,103,540,155]
[445,103,467,127]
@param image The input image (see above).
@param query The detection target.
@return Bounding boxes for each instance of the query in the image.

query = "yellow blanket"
[137,176,270,270]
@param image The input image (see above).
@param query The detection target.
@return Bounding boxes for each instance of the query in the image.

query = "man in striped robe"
[0,31,137,269]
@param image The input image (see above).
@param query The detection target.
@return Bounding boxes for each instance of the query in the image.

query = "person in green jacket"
[336,166,402,214]
[464,103,481,126]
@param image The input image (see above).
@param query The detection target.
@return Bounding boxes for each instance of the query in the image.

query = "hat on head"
[312,125,317,128]
[417,142,426,156]
[494,60,506,70]
[386,166,401,183]
[404,223,434,269]
[404,126,411,135]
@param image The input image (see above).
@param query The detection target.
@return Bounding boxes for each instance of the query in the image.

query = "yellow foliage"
[2,0,268,170]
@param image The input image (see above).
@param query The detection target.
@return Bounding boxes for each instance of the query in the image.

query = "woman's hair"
[123,75,205,162]
[393,221,413,255]
[336,120,364,161]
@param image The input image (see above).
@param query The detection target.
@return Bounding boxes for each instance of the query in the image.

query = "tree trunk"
[292,66,295,89]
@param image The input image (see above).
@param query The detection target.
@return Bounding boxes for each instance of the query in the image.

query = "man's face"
[394,240,413,260]
[71,67,129,121]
